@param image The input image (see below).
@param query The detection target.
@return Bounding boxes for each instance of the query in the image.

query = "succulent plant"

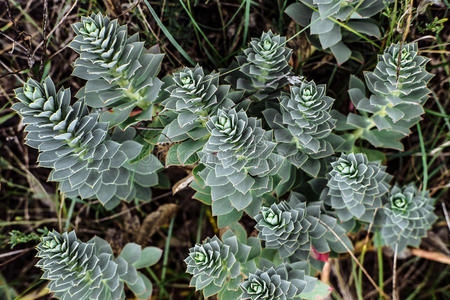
[229,31,292,100]
[185,230,259,298]
[195,108,284,225]
[286,0,387,64]
[13,77,162,209]
[70,13,164,127]
[240,262,317,300]
[381,184,437,252]
[344,43,433,150]
[255,192,352,262]
[160,65,234,142]
[264,80,341,176]
[35,230,162,300]
[322,153,392,222]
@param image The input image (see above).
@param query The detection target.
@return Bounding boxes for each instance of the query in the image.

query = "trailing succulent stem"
[340,43,433,150]
[71,13,164,127]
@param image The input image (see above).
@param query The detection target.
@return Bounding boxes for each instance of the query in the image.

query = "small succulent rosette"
[36,230,161,300]
[255,192,352,268]
[240,262,318,300]
[228,31,292,100]
[195,108,286,226]
[381,184,437,252]
[160,65,234,142]
[344,43,433,150]
[185,230,261,298]
[264,80,343,177]
[322,153,392,223]
[71,13,164,127]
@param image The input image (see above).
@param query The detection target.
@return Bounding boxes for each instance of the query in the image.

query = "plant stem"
[375,230,385,300]
[160,216,176,299]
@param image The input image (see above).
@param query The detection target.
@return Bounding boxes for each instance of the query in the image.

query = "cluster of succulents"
[10,11,439,300]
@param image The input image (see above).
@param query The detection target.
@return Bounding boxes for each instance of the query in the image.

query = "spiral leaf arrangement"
[380,184,437,252]
[255,192,351,264]
[36,231,161,300]
[342,43,433,150]
[264,80,341,176]
[286,0,387,64]
[241,262,317,300]
[229,31,292,100]
[195,108,287,226]
[13,77,162,209]
[70,13,164,127]
[161,65,235,142]
[185,230,260,298]
[321,153,392,222]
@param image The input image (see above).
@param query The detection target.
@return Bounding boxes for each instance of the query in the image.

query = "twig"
[442,202,450,232]
[319,219,390,299]
[31,0,78,61]
[409,248,450,265]
[392,244,399,300]
[96,191,172,222]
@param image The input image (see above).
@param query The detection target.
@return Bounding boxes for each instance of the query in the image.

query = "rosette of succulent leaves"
[185,227,324,299]
[321,153,392,224]
[13,77,163,209]
[255,192,352,270]
[263,79,344,177]
[335,43,433,150]
[225,30,293,101]
[158,65,237,144]
[70,13,164,128]
[286,0,389,64]
[380,183,437,252]
[35,230,162,300]
[194,108,292,227]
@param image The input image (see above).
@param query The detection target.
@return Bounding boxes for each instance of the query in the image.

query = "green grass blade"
[143,0,196,66]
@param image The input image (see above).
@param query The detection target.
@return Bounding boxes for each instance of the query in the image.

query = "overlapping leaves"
[36,230,161,300]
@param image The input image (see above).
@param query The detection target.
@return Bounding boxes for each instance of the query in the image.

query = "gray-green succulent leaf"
[13,77,162,209]
[380,183,437,252]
